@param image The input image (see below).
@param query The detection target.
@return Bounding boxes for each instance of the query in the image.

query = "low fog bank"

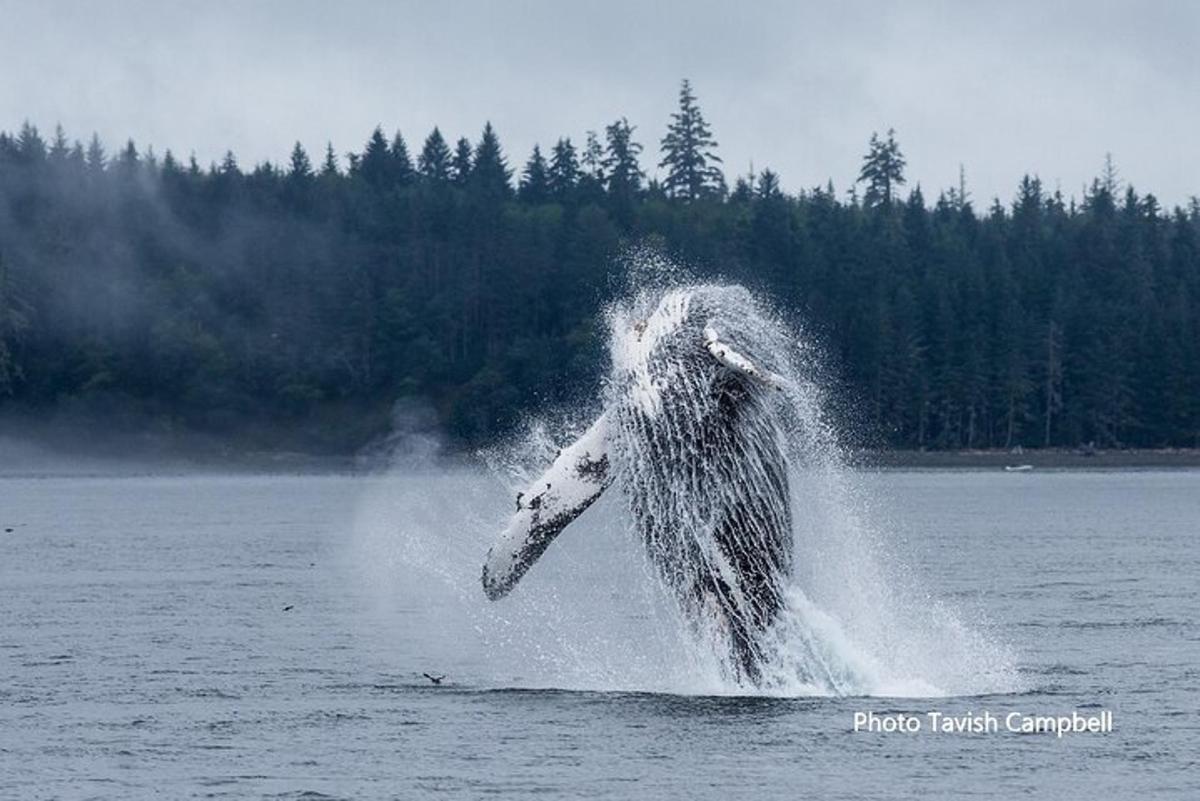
[0,399,453,475]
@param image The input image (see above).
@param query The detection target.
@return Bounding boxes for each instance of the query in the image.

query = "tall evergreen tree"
[85,133,106,175]
[659,79,725,200]
[602,118,644,197]
[288,142,313,180]
[451,137,473,186]
[548,137,580,200]
[360,126,392,187]
[518,145,550,204]
[470,122,512,199]
[390,131,415,184]
[15,122,46,164]
[115,140,141,181]
[582,130,604,181]
[757,169,782,199]
[321,142,339,176]
[284,142,314,210]
[48,125,70,164]
[418,127,452,182]
[858,129,907,207]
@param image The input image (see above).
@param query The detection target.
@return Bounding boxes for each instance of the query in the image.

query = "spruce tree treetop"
[451,137,473,186]
[85,133,106,174]
[16,122,46,164]
[390,131,414,184]
[470,122,512,199]
[659,79,725,201]
[548,137,580,200]
[419,127,452,182]
[321,142,339,176]
[602,118,644,197]
[360,126,392,187]
[757,169,782,199]
[288,142,313,180]
[518,144,550,204]
[730,173,754,204]
[48,125,70,163]
[582,131,604,182]
[857,128,906,208]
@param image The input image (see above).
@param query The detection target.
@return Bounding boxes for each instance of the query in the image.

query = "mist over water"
[354,270,1021,698]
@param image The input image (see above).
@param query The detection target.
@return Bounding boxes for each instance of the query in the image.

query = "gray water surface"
[1,469,1197,798]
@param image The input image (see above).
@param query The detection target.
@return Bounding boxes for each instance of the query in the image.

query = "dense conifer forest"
[1,81,1197,453]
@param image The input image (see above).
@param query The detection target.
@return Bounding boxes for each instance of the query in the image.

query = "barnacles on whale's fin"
[482,413,613,600]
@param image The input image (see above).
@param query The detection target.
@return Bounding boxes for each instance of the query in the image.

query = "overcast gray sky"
[3,0,1197,206]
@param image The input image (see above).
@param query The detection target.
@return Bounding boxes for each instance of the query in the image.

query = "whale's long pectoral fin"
[482,413,612,600]
[703,326,783,390]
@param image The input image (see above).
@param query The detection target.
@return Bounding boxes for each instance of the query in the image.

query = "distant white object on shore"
[1004,464,1035,472]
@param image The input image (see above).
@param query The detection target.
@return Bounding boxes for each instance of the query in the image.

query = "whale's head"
[610,286,779,417]
[611,289,704,417]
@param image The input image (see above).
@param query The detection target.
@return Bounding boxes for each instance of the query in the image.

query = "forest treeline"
[1,81,1198,453]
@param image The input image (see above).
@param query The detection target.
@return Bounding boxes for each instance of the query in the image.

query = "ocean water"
[1,467,1197,798]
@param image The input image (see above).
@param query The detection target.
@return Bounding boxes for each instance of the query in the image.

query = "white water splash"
[352,273,1021,698]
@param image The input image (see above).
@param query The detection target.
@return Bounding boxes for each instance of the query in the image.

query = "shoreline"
[4,427,1200,474]
[853,448,1200,469]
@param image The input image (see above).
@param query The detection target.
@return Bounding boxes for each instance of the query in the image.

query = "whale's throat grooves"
[609,287,794,682]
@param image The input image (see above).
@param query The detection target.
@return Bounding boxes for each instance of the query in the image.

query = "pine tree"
[321,142,339,176]
[548,137,580,199]
[659,79,724,200]
[16,123,46,163]
[451,137,473,186]
[470,122,512,199]
[390,131,414,184]
[518,145,550,204]
[730,170,754,205]
[1101,152,1120,196]
[582,130,604,182]
[85,133,106,175]
[757,168,782,199]
[114,140,141,182]
[48,125,70,164]
[284,142,314,210]
[602,118,643,197]
[418,127,452,182]
[66,141,85,173]
[360,126,392,187]
[288,142,313,180]
[857,129,906,207]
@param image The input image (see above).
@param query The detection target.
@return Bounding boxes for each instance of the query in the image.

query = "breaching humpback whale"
[482,286,794,684]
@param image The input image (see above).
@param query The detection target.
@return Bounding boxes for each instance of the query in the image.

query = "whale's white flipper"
[703,326,782,389]
[482,413,612,600]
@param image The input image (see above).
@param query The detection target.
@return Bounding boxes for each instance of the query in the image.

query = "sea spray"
[354,277,1021,697]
